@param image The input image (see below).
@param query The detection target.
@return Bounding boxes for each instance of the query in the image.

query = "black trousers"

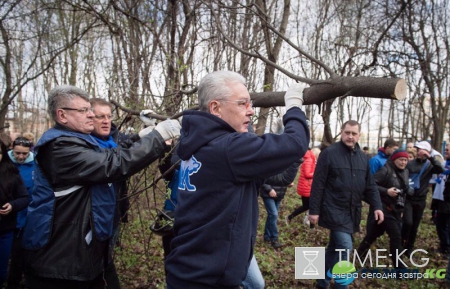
[6,229,25,289]
[288,196,310,219]
[25,262,121,289]
[436,211,450,252]
[357,210,403,266]
[401,198,426,251]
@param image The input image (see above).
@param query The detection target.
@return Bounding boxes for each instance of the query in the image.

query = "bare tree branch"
[362,0,408,71]
[206,1,313,85]
[110,100,196,120]
[252,2,337,77]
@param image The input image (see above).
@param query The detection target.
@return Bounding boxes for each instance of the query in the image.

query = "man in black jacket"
[309,120,384,289]
[22,85,181,289]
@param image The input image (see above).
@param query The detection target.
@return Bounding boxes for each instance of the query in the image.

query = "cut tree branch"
[113,76,406,118]
[252,76,407,107]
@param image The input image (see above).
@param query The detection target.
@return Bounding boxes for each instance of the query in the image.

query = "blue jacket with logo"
[8,150,35,228]
[22,124,166,280]
[165,107,309,289]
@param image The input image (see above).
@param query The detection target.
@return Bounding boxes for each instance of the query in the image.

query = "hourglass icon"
[303,251,319,275]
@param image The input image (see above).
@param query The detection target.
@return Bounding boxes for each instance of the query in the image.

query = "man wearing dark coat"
[22,85,180,289]
[309,120,384,289]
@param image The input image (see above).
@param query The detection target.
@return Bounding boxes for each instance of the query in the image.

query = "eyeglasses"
[13,139,32,147]
[61,107,94,114]
[94,114,113,120]
[218,99,253,110]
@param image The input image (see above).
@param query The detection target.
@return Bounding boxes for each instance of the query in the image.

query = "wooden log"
[251,77,406,107]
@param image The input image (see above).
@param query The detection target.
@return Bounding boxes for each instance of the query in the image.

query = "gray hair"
[48,85,90,121]
[198,71,246,112]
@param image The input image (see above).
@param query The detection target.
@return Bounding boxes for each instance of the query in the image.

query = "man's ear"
[209,101,221,118]
[56,109,68,124]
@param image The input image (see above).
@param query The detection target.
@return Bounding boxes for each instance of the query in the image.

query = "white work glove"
[139,109,156,128]
[284,83,305,110]
[154,119,181,141]
[138,125,155,138]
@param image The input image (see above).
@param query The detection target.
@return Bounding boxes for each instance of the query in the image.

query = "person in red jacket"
[285,147,320,226]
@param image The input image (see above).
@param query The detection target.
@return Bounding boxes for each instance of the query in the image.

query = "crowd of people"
[0,71,449,289]
[1,84,180,289]
[309,137,449,288]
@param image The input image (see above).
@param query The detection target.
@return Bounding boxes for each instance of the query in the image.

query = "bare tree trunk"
[399,0,450,149]
[0,18,13,132]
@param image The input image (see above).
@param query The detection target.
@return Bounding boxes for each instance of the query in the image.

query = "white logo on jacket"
[179,156,202,191]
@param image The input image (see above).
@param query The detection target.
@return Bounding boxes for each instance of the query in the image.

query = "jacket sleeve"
[373,166,389,198]
[430,156,445,174]
[309,149,329,215]
[117,132,139,149]
[227,107,310,182]
[263,159,301,187]
[10,179,30,212]
[39,131,167,187]
[259,184,272,198]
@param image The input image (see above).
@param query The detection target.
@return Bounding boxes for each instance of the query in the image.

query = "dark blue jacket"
[309,141,382,233]
[165,107,309,289]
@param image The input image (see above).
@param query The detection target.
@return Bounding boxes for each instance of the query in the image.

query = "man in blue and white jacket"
[165,71,310,289]
[22,85,181,289]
